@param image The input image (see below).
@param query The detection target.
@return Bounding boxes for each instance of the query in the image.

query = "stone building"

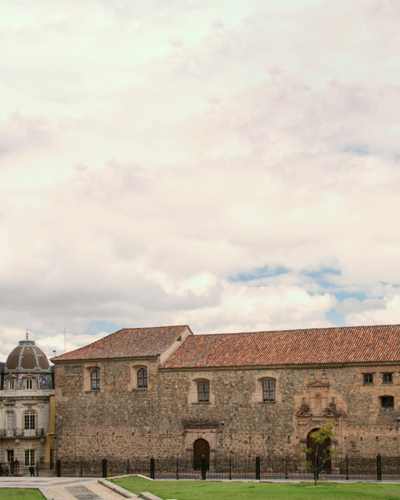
[0,336,55,470]
[52,324,400,469]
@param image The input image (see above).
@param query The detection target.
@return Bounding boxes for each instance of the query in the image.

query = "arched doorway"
[307,428,332,473]
[193,438,210,470]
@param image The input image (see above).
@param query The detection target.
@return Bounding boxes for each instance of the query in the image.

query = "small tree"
[301,424,338,485]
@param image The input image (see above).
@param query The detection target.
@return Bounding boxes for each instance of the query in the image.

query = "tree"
[301,424,338,485]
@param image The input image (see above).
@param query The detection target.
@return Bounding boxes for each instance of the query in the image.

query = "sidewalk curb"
[98,479,138,498]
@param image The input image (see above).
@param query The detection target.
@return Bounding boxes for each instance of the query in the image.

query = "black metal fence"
[0,460,54,477]
[55,453,400,482]
[0,460,20,476]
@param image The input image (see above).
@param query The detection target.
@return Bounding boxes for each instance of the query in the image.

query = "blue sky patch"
[83,320,125,336]
[326,309,345,326]
[229,265,289,283]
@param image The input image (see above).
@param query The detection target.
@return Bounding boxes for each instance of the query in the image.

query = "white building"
[0,336,55,472]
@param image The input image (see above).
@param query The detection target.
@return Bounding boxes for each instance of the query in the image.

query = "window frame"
[363,373,374,385]
[381,395,394,409]
[26,379,33,390]
[24,411,36,430]
[263,378,276,402]
[198,381,210,403]
[6,412,15,431]
[91,369,101,391]
[382,373,393,384]
[25,450,35,467]
[137,368,148,389]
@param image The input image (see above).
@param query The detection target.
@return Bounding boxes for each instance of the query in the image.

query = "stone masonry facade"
[53,325,400,464]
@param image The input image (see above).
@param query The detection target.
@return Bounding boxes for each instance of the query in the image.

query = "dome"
[5,339,50,372]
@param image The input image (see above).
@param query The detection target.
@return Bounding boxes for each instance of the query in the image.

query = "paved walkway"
[0,476,138,500]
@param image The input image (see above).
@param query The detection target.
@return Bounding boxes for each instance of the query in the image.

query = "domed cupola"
[5,339,50,372]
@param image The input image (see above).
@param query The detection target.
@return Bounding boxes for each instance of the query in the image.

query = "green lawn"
[0,490,44,500]
[113,477,400,500]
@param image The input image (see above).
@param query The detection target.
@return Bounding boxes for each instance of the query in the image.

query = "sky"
[1,0,400,361]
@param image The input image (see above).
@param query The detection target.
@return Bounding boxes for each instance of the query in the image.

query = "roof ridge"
[192,324,399,337]
[120,325,189,331]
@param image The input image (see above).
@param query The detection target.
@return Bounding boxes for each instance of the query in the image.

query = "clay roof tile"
[160,324,400,369]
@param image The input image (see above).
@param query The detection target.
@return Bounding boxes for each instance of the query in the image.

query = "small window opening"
[383,373,393,384]
[91,370,100,390]
[198,381,209,402]
[137,368,148,388]
[363,373,373,384]
[263,379,275,402]
[381,396,394,408]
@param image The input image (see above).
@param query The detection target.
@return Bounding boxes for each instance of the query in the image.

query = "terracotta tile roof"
[51,325,189,362]
[160,324,400,369]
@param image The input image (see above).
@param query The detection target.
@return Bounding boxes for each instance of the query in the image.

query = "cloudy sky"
[1,0,400,361]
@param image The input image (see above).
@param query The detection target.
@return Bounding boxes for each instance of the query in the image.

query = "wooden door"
[193,439,210,470]
[307,429,331,473]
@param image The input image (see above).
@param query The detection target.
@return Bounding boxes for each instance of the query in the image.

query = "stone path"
[0,476,138,500]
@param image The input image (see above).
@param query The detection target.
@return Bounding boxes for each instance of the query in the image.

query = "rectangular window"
[9,380,14,390]
[383,373,393,384]
[198,381,209,403]
[26,380,33,390]
[24,412,36,430]
[138,369,148,388]
[25,450,35,467]
[91,370,100,390]
[263,380,275,402]
[363,373,373,384]
[7,412,14,430]
[381,396,394,408]
[7,450,14,463]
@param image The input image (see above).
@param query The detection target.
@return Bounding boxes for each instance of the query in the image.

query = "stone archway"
[193,438,210,470]
[307,428,332,473]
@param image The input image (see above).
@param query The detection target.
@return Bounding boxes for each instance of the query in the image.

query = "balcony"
[24,428,44,437]
[0,428,44,438]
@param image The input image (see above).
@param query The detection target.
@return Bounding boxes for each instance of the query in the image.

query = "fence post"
[346,454,349,480]
[201,454,206,480]
[150,456,155,480]
[255,455,260,480]
[285,456,288,480]
[377,453,382,482]
[229,457,232,480]
[80,457,83,478]
[36,460,39,477]
[176,458,179,480]
[56,459,61,477]
[15,460,19,477]
[127,459,130,476]
[102,457,107,478]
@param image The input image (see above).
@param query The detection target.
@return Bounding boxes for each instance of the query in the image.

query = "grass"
[113,477,400,500]
[0,489,44,500]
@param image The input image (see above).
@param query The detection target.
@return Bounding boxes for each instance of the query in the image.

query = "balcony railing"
[24,428,44,437]
[0,428,44,437]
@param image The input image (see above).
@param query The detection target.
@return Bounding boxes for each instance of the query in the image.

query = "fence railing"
[0,461,20,476]
[55,453,400,482]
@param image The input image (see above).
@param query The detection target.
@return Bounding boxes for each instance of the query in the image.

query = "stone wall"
[55,359,400,462]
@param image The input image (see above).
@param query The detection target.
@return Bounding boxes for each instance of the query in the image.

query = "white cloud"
[0,0,400,361]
